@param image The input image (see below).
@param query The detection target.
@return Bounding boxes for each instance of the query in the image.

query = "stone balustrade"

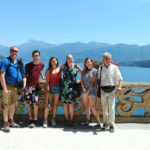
[0,81,150,123]
[116,82,150,122]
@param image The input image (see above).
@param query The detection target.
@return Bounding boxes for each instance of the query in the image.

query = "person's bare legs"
[63,104,69,121]
[68,103,74,122]
[89,96,100,123]
[3,105,9,122]
[8,104,15,119]
[28,106,33,120]
[52,94,59,119]
[82,95,90,122]
[43,93,51,127]
[33,103,39,120]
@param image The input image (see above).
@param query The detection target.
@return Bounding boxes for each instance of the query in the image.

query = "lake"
[120,66,150,82]
[117,66,150,116]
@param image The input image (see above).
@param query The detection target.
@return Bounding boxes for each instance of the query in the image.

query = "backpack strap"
[17,58,25,77]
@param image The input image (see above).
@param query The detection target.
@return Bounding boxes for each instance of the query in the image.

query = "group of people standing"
[0,46,123,133]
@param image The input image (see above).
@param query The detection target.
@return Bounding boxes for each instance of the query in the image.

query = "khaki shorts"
[3,85,18,107]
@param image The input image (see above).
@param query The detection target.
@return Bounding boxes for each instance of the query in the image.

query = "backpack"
[0,57,24,90]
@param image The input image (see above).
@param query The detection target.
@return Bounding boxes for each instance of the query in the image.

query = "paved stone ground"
[0,123,150,150]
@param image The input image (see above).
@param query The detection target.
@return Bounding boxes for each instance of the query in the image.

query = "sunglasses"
[11,50,18,53]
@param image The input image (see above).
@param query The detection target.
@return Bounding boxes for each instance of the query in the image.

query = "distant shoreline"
[119,60,150,68]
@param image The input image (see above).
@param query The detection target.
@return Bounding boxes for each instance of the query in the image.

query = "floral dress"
[61,64,78,104]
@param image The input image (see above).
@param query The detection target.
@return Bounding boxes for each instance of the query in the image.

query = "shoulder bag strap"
[97,65,103,89]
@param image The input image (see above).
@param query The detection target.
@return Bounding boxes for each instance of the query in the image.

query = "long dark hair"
[83,58,93,74]
[48,57,59,69]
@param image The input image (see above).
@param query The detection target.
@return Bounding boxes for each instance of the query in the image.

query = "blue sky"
[0,0,150,46]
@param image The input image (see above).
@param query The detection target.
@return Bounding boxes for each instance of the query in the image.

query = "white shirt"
[98,64,123,87]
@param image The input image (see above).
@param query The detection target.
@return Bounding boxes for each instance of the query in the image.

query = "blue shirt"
[0,57,25,85]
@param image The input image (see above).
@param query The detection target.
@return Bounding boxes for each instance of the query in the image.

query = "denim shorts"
[49,86,61,94]
[81,88,96,97]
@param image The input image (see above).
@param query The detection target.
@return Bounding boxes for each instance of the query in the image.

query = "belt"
[7,83,18,88]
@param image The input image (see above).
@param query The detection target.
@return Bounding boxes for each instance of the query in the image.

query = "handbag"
[97,66,103,98]
[97,88,101,98]
[72,82,81,98]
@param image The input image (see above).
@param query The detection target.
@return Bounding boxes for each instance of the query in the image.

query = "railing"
[1,81,150,122]
[116,82,150,122]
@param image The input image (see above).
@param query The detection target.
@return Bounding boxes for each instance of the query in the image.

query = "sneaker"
[68,120,74,126]
[29,123,36,128]
[85,120,90,125]
[28,120,36,128]
[33,120,38,125]
[109,125,115,133]
[3,122,10,133]
[96,121,102,129]
[102,123,109,130]
[43,120,48,128]
[64,120,70,125]
[9,120,20,128]
[51,118,56,126]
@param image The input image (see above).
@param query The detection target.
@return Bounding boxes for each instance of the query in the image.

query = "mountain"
[18,39,58,51]
[17,40,111,63]
[0,40,150,64]
[0,45,9,56]
[0,55,4,61]
[75,43,150,62]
